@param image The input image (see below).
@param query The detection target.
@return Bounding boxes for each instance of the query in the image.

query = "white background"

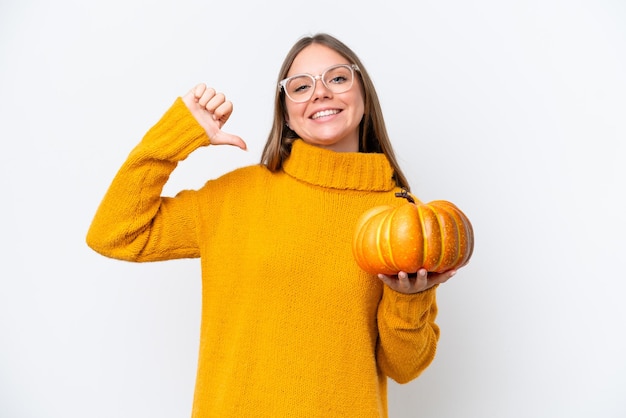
[1,0,625,417]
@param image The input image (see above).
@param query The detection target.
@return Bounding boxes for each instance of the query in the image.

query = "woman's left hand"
[378,269,456,294]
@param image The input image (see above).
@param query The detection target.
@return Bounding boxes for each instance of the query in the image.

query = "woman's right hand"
[182,83,247,150]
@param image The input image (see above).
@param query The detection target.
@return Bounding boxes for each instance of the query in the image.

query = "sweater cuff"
[380,285,437,327]
[132,97,209,162]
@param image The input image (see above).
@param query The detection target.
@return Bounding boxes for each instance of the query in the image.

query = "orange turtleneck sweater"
[86,98,440,418]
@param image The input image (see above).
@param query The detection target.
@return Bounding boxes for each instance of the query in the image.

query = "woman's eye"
[288,77,312,94]
[294,83,311,93]
[329,75,347,84]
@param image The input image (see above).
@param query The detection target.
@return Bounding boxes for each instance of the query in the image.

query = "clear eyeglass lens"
[284,65,354,102]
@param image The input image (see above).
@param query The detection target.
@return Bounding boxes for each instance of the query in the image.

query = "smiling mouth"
[311,109,340,119]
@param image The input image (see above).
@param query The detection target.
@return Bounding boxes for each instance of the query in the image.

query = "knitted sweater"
[86,98,440,418]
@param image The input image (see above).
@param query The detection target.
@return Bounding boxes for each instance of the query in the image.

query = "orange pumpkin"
[352,190,474,275]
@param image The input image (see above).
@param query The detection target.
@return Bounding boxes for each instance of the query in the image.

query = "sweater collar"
[282,139,396,191]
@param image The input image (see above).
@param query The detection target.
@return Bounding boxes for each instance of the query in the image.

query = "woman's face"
[284,44,364,153]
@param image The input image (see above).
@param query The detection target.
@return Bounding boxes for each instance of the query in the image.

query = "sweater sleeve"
[376,285,440,384]
[86,98,209,262]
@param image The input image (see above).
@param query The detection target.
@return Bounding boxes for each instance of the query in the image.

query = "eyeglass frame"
[278,64,361,103]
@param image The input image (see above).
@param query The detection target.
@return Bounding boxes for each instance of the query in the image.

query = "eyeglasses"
[279,64,360,103]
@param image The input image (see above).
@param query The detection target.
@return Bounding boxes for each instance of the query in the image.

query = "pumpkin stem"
[394,189,415,204]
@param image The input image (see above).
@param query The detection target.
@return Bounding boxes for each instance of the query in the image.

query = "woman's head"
[261,33,410,190]
[281,43,365,153]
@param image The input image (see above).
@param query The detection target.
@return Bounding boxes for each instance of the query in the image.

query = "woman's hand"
[378,269,456,294]
[181,83,247,150]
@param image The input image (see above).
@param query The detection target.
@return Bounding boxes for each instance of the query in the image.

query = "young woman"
[87,33,457,417]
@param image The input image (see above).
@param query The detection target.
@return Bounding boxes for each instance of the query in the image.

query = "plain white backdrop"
[1,0,625,417]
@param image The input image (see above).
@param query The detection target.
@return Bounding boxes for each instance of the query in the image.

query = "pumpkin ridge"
[366,211,390,274]
[432,206,445,271]
[434,200,474,271]
[438,203,460,271]
[377,209,397,273]
[383,208,399,272]
[417,206,428,270]
[424,205,444,271]
[451,206,463,268]
[455,204,474,268]
[354,216,375,273]
[451,204,468,269]
[352,206,391,274]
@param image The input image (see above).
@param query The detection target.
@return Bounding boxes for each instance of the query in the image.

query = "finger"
[182,85,202,108]
[436,269,456,284]
[202,92,224,112]
[416,268,428,285]
[378,272,422,294]
[210,130,247,151]
[192,83,207,100]
[212,99,233,126]
[426,270,455,286]
[397,271,411,290]
[377,273,396,289]
[198,87,217,107]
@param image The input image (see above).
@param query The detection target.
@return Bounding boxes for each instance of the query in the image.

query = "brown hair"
[260,33,411,191]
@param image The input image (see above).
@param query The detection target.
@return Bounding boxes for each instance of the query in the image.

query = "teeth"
[312,109,340,119]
